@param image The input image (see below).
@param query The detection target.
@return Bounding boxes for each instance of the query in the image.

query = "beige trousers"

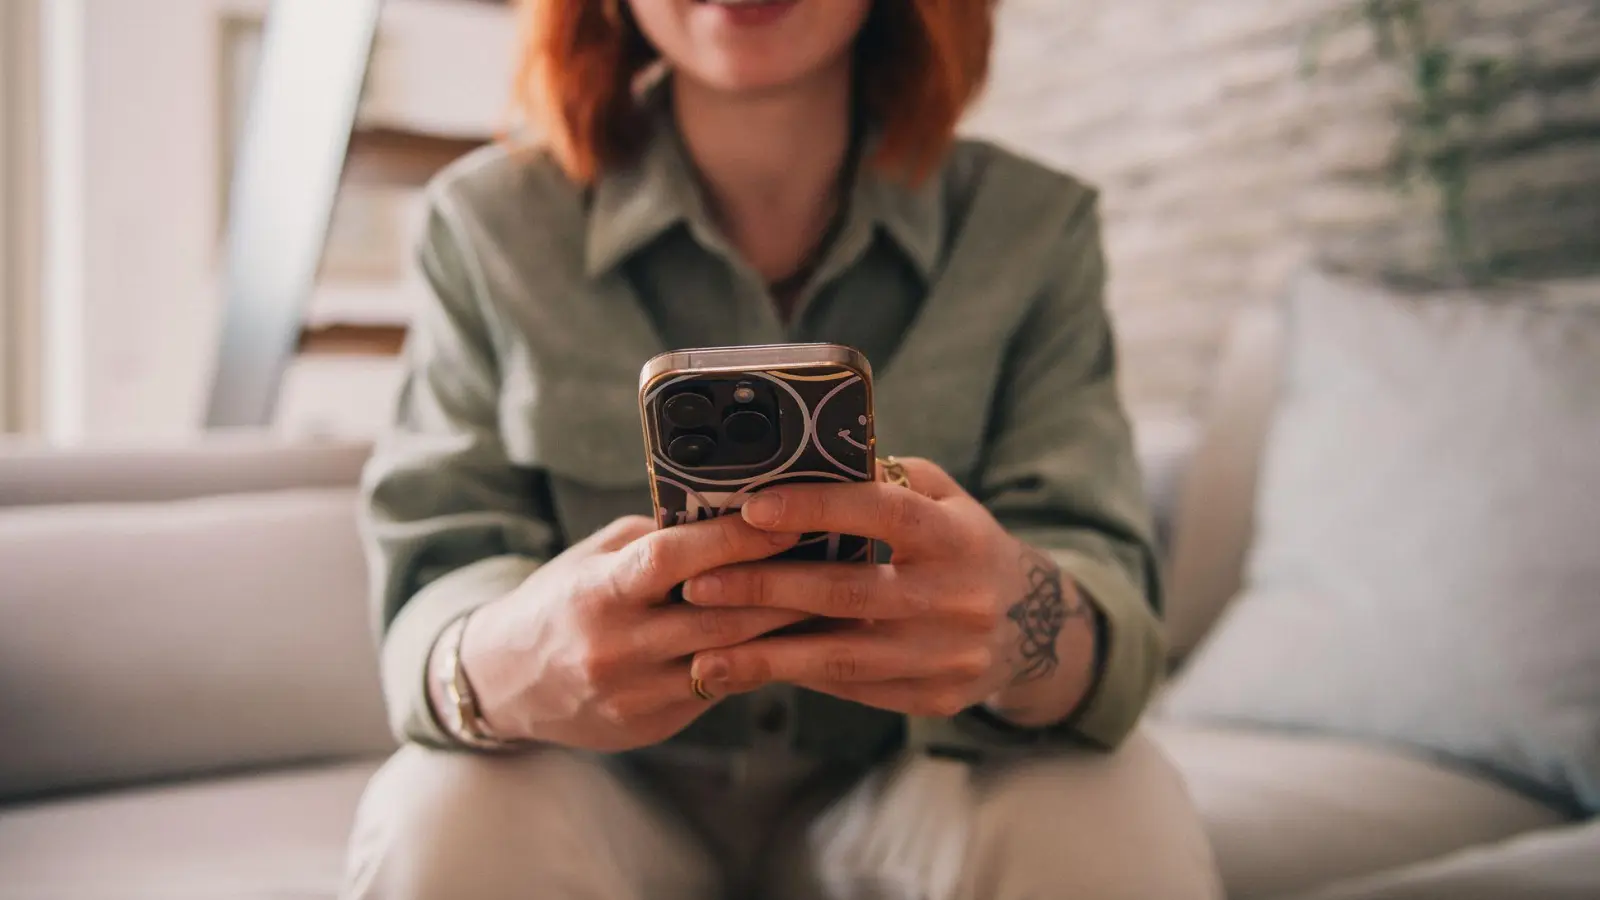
[342,730,1221,900]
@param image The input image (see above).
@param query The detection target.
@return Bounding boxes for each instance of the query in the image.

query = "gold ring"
[691,676,715,702]
[878,456,911,491]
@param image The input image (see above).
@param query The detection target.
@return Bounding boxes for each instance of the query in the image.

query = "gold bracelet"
[438,612,519,751]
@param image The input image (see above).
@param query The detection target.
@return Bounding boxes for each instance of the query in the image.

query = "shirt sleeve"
[906,192,1166,754]
[360,194,559,748]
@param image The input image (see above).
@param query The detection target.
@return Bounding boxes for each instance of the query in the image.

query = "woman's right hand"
[451,514,806,752]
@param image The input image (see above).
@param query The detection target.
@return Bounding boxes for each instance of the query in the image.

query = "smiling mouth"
[694,0,793,6]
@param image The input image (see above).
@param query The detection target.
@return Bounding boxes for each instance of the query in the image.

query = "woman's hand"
[682,458,1101,727]
[453,515,807,752]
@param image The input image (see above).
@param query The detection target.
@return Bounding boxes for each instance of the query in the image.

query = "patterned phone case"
[641,361,876,563]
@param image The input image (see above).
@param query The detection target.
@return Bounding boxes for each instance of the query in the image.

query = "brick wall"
[966,0,1600,417]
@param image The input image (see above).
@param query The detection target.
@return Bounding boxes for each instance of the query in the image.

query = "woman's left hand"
[683,457,1099,725]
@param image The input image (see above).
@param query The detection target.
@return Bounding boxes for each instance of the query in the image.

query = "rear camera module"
[723,410,772,444]
[663,392,715,430]
[667,433,716,466]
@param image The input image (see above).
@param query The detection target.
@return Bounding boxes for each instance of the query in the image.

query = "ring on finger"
[690,676,716,702]
[877,455,911,491]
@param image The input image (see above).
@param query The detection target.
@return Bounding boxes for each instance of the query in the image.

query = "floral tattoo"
[1006,548,1086,684]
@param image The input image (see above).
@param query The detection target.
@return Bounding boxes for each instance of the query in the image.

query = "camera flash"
[733,384,756,404]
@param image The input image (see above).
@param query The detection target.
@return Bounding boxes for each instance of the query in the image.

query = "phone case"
[639,347,876,563]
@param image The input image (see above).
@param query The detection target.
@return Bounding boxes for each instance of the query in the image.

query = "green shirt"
[362,117,1166,761]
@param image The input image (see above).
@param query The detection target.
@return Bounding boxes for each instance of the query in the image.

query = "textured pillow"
[1161,269,1600,815]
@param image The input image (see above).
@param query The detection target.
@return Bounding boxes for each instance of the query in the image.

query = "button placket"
[749,683,797,747]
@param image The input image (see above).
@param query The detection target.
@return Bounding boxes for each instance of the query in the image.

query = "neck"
[672,64,854,287]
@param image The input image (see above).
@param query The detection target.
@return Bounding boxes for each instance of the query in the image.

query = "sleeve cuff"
[380,554,542,748]
[1052,549,1166,746]
[905,549,1164,757]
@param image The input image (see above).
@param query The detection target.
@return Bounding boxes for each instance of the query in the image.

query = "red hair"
[511,0,995,186]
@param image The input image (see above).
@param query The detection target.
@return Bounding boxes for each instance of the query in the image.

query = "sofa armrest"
[0,433,370,508]
[1162,307,1286,666]
[1291,819,1600,900]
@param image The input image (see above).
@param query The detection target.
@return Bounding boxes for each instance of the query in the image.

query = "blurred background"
[2,4,1598,897]
[2,0,1594,444]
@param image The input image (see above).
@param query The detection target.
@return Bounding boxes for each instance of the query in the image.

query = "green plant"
[1304,0,1517,282]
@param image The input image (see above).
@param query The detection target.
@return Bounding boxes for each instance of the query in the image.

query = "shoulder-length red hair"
[511,0,995,186]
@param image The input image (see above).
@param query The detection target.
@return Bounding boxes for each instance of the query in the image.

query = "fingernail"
[743,493,783,527]
[694,656,729,682]
[685,574,722,605]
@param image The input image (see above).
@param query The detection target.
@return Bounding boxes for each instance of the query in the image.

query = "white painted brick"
[967,0,1600,417]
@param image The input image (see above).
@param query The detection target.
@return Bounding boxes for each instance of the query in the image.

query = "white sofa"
[0,311,1591,899]
[1145,310,1595,900]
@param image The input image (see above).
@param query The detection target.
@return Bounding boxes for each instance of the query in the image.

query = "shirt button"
[754,698,790,735]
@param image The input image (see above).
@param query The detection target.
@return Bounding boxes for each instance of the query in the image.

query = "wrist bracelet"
[437,612,520,751]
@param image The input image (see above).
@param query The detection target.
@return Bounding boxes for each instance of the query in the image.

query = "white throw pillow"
[1162,269,1600,816]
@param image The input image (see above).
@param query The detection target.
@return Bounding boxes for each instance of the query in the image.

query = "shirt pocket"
[499,372,655,544]
[874,353,1002,489]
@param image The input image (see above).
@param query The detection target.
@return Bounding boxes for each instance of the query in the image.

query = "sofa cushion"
[0,758,379,899]
[1292,818,1600,900]
[0,487,393,801]
[1149,723,1570,900]
[1161,269,1600,814]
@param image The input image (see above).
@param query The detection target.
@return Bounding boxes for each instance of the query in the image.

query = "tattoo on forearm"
[1007,548,1086,684]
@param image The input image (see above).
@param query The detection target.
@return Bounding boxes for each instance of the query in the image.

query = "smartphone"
[638,342,877,565]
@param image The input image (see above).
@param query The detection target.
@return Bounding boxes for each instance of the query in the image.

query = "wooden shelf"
[344,126,489,188]
[298,322,408,356]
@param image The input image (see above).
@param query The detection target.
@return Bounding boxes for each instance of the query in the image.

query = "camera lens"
[667,433,716,466]
[663,392,714,429]
[723,410,772,444]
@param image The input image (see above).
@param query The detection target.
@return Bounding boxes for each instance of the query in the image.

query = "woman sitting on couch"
[343,1,1218,898]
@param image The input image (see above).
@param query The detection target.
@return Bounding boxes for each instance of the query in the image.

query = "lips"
[692,0,799,26]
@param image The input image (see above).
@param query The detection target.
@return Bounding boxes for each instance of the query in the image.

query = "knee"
[964,730,1223,900]
[341,745,624,900]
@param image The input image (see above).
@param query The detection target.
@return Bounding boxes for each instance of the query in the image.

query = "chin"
[688,59,828,96]
[679,40,855,98]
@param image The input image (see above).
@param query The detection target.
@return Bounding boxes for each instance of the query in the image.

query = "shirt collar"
[856,138,945,280]
[584,98,945,281]
[584,110,704,278]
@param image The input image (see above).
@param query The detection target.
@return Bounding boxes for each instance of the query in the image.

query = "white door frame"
[0,0,46,436]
